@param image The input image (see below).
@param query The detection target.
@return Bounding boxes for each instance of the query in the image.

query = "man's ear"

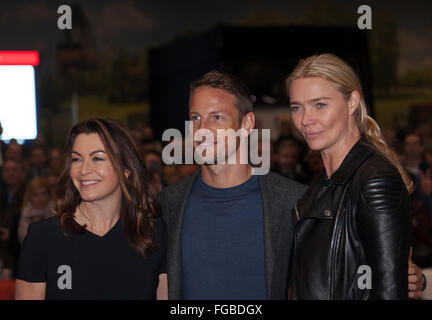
[241,112,255,135]
[348,91,360,115]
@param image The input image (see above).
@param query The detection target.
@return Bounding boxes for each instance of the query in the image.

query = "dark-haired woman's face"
[70,133,122,204]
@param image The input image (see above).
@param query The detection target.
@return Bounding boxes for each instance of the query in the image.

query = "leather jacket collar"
[331,136,375,186]
[294,136,375,225]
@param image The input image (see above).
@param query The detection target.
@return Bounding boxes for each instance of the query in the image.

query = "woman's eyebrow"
[89,150,106,156]
[308,97,331,103]
[71,150,106,156]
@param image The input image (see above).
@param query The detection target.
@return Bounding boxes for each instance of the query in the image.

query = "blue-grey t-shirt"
[181,173,266,299]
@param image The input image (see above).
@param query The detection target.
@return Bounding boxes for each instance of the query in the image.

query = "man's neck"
[201,163,253,189]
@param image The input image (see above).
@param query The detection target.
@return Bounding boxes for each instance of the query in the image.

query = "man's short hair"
[190,70,254,121]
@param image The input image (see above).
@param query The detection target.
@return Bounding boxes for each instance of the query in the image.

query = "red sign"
[0,51,39,66]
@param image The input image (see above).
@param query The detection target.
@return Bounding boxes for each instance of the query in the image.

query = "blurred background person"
[0,122,6,170]
[48,148,64,176]
[304,150,324,184]
[137,122,163,154]
[144,150,165,190]
[17,177,54,244]
[0,160,26,274]
[425,148,432,168]
[26,146,49,180]
[4,143,24,164]
[273,137,309,184]
[402,132,427,178]
[401,132,432,267]
[411,162,432,268]
[46,169,60,201]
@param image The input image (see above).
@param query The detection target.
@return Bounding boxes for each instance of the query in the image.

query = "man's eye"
[214,115,223,120]
[316,103,327,108]
[190,115,200,121]
[290,106,299,112]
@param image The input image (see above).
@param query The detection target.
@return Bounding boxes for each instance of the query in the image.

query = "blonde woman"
[287,54,413,299]
[18,177,54,244]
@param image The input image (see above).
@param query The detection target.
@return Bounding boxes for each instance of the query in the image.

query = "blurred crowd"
[1,120,432,279]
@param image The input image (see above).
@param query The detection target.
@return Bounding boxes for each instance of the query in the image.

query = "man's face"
[404,134,423,159]
[5,145,23,162]
[189,86,243,164]
[2,161,25,187]
[31,148,47,167]
[50,149,63,171]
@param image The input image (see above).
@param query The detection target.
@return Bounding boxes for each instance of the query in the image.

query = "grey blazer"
[159,170,307,300]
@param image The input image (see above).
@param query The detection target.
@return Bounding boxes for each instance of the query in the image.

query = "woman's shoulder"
[357,150,402,184]
[26,216,63,239]
[356,151,408,213]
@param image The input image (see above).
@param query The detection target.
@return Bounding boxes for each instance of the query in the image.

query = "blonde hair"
[286,53,413,192]
[23,177,52,207]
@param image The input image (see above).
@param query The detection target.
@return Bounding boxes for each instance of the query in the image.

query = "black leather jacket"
[289,138,412,299]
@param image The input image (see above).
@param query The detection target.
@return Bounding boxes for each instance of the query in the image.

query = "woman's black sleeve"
[356,171,412,299]
[156,218,167,275]
[15,222,47,282]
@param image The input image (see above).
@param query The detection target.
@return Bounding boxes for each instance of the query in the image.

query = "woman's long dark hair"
[55,117,161,257]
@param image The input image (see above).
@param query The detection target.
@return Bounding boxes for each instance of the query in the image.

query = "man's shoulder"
[159,174,197,202]
[259,171,308,195]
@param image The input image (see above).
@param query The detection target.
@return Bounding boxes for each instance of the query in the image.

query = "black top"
[16,216,167,300]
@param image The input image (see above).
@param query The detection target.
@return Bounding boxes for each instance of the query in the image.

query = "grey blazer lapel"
[258,174,285,299]
[168,169,200,299]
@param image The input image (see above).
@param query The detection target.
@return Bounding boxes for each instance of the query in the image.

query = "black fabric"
[290,138,412,300]
[16,216,167,300]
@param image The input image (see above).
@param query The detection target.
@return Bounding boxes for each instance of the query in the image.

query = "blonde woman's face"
[30,186,50,209]
[289,77,357,153]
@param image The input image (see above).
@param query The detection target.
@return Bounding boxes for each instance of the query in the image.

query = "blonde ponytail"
[361,116,414,193]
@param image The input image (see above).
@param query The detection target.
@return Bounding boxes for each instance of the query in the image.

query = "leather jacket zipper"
[295,204,300,222]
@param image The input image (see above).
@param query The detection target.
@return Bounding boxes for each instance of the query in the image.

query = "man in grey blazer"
[158,70,425,300]
[159,70,307,299]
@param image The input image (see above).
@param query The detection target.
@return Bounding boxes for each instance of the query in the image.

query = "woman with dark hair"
[287,54,413,299]
[15,117,167,299]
